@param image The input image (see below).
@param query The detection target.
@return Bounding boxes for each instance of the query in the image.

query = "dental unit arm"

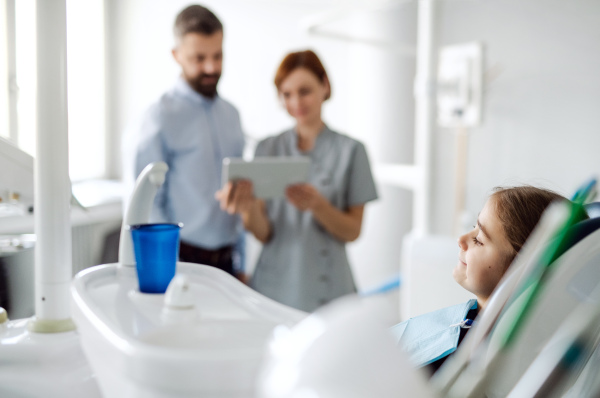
[118,161,168,267]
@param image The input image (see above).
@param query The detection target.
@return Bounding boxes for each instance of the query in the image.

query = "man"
[124,5,244,277]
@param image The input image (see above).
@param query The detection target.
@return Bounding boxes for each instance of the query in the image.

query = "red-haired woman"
[217,50,378,312]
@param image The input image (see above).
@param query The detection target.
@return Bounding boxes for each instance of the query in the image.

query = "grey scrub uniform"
[250,126,378,312]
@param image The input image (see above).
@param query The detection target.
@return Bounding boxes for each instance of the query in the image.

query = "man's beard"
[186,72,220,98]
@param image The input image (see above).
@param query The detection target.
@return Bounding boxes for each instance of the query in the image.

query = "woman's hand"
[285,183,326,212]
[286,183,365,242]
[215,180,256,215]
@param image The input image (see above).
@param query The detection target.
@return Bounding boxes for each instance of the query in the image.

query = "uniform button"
[321,249,328,256]
[318,298,328,305]
[319,274,329,282]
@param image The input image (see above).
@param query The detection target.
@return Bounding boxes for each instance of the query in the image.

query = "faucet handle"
[164,274,195,309]
[161,274,199,325]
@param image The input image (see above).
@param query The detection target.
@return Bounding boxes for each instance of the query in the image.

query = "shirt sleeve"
[346,142,379,207]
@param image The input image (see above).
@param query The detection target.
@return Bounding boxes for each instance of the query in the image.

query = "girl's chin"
[452,266,462,281]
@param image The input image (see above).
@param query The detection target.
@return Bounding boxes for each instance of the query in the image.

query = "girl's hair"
[491,186,567,257]
[274,50,331,100]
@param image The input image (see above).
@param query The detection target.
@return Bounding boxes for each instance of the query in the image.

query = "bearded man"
[124,4,245,277]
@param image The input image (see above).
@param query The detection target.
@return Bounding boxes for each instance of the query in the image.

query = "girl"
[392,186,571,374]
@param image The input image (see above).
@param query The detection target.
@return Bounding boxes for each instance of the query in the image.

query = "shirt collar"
[286,124,331,156]
[173,76,218,105]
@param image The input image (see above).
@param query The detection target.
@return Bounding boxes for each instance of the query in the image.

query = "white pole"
[412,0,437,237]
[400,0,437,321]
[29,0,74,332]
[453,126,468,236]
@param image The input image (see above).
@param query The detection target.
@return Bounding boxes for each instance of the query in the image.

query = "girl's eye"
[472,236,483,246]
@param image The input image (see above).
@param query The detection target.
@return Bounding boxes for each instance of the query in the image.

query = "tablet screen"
[222,157,311,199]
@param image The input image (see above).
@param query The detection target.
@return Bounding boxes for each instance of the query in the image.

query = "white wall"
[432,0,600,234]
[106,0,416,304]
[106,0,600,317]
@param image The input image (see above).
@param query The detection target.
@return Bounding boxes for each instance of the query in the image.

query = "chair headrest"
[584,202,600,219]
[559,216,600,259]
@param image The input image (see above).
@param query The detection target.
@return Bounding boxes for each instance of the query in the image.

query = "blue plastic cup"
[130,223,182,294]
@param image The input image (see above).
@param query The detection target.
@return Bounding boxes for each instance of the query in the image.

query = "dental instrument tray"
[222,156,311,199]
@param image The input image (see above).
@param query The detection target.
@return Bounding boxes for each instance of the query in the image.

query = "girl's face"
[278,68,328,127]
[453,198,515,305]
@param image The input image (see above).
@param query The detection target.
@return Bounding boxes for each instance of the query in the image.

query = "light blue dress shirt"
[128,77,245,249]
[251,126,379,312]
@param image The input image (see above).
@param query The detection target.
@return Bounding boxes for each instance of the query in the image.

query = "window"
[2,0,107,181]
[66,0,106,181]
[15,0,36,156]
[0,1,8,140]
[0,0,14,142]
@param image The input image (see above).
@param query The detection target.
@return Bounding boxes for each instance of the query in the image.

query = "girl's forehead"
[480,197,513,251]
[480,198,497,222]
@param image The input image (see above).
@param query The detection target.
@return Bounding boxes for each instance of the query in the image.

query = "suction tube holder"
[118,162,169,267]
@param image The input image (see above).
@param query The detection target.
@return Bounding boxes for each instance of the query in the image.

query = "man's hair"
[173,4,223,42]
[274,50,331,100]
[491,186,568,257]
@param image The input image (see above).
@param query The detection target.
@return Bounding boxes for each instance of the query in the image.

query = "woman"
[391,185,580,375]
[217,50,378,312]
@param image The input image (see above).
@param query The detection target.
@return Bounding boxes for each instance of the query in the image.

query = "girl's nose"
[458,234,468,251]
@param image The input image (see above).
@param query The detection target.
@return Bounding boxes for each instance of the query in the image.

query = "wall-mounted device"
[437,42,483,128]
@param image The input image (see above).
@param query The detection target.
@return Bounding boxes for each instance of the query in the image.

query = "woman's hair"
[274,50,331,100]
[174,5,223,42]
[491,186,567,258]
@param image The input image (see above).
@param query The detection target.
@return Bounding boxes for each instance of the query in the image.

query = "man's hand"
[236,272,250,285]
[215,180,256,214]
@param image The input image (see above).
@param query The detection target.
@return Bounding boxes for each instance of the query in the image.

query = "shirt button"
[319,274,329,282]
[318,298,328,306]
[321,249,328,256]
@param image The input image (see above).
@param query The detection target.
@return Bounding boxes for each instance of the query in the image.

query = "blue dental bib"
[390,299,478,367]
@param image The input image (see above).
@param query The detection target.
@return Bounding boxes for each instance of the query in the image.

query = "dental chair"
[432,201,600,398]
[507,285,600,398]
[509,202,600,398]
[583,201,600,219]
[566,333,600,397]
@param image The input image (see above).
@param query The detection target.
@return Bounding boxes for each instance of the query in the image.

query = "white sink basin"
[71,262,307,397]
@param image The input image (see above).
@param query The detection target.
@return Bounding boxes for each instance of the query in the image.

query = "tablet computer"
[222,157,311,199]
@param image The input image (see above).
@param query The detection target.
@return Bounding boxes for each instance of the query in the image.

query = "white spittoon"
[257,295,435,398]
